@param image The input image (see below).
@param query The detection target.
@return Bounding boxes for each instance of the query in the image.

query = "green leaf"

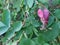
[6,40,12,45]
[26,0,34,8]
[12,0,23,8]
[38,0,48,4]
[12,21,23,32]
[40,22,60,41]
[33,38,41,45]
[47,16,54,27]
[38,34,45,43]
[2,21,23,42]
[52,0,60,5]
[0,9,10,35]
[3,29,15,41]
[6,40,18,45]
[0,26,8,36]
[2,9,11,27]
[57,21,60,29]
[0,21,5,27]
[33,27,38,36]
[31,20,40,27]
[43,43,49,45]
[25,26,33,34]
[13,31,23,40]
[0,0,5,4]
[18,38,36,45]
[54,9,60,19]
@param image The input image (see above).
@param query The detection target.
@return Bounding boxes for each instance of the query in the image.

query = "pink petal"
[37,9,44,18]
[37,8,50,30]
[43,8,49,21]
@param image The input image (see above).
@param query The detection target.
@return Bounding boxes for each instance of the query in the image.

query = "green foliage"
[26,0,34,8]
[0,0,60,45]
[0,9,10,35]
[19,38,36,45]
[54,9,60,19]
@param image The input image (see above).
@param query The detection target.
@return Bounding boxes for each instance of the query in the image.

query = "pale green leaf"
[27,0,34,8]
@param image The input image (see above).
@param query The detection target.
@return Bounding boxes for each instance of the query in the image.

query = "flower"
[37,8,49,30]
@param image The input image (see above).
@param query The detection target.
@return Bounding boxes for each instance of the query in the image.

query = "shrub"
[0,0,60,45]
